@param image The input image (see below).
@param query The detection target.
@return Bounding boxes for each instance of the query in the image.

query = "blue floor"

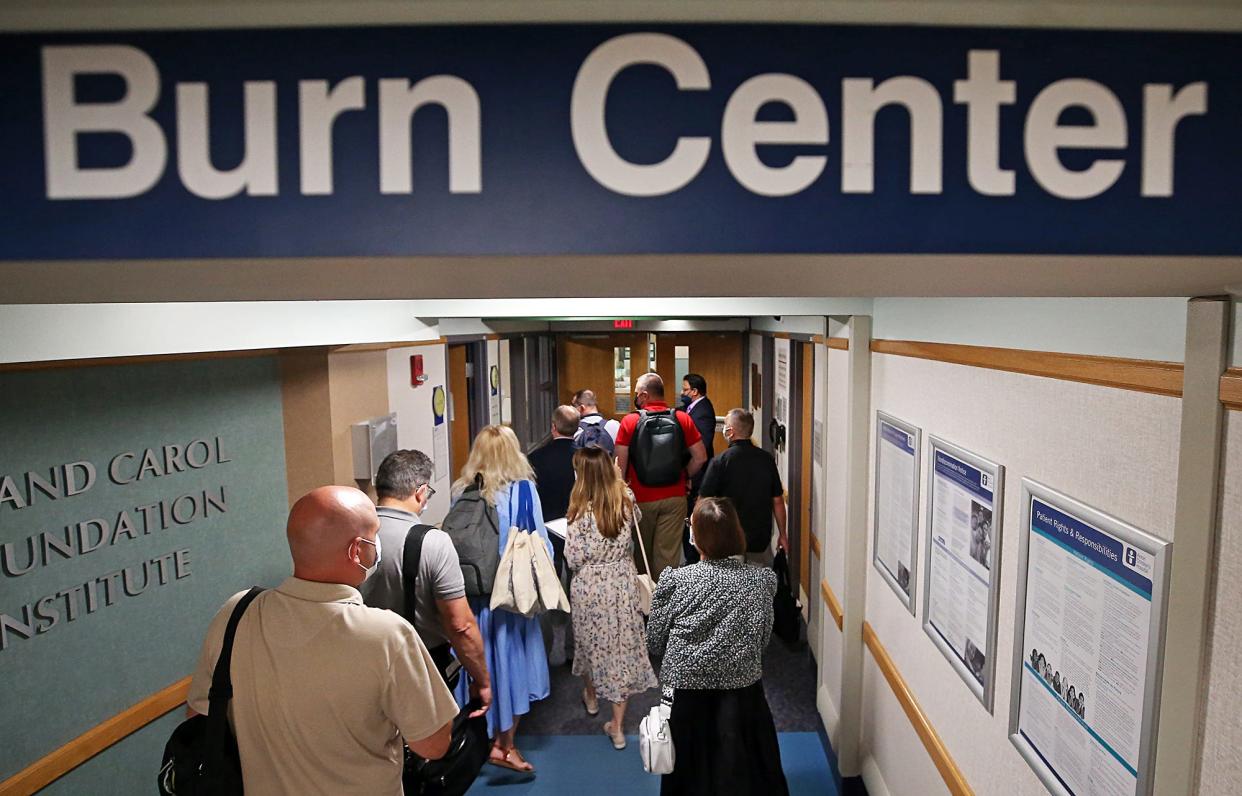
[466,732,838,795]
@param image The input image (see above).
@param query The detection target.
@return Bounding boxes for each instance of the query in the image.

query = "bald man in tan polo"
[187,486,460,795]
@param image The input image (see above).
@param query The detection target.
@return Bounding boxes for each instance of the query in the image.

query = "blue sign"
[879,420,916,455]
[1,24,1237,259]
[1030,497,1152,598]
[933,450,992,503]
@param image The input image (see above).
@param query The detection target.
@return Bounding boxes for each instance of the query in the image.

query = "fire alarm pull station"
[410,354,428,387]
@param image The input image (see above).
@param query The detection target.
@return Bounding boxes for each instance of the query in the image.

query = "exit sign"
[614,319,634,329]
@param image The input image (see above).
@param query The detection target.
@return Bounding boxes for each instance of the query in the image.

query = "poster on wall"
[488,365,501,423]
[872,412,920,613]
[921,437,1004,710]
[1009,480,1170,796]
[431,385,449,482]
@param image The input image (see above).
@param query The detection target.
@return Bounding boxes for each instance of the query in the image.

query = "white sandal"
[603,721,626,750]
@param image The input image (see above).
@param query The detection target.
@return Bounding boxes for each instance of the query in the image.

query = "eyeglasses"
[420,483,437,499]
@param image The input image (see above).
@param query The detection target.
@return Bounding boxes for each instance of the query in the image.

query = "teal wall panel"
[0,356,289,788]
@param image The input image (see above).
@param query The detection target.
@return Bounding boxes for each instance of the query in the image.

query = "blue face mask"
[680,394,693,408]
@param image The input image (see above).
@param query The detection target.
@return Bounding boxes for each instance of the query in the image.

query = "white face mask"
[357,535,381,580]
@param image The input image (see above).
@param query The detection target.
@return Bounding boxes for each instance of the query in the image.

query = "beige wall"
[327,349,391,496]
[279,348,335,506]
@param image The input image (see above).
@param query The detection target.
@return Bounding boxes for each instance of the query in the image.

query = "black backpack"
[573,417,615,455]
[439,476,500,597]
[158,587,264,795]
[629,407,687,487]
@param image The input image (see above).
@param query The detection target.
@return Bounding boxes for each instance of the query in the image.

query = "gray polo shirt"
[359,506,466,648]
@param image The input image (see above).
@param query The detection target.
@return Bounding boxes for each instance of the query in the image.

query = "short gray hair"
[725,408,754,438]
[375,449,433,500]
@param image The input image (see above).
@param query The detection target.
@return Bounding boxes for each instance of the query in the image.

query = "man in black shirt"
[698,409,788,565]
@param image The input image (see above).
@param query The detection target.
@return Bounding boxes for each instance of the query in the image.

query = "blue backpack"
[574,416,615,454]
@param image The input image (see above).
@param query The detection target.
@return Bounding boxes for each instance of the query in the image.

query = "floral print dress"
[565,499,658,704]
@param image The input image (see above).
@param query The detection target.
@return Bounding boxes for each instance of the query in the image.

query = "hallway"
[468,623,837,794]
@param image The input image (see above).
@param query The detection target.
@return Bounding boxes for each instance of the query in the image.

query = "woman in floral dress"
[565,445,658,750]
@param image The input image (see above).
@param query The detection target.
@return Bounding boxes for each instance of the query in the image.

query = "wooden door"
[654,332,745,453]
[557,333,647,420]
[448,344,471,481]
[799,342,815,599]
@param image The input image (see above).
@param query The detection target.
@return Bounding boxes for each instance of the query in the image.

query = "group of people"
[187,372,792,795]
[1029,649,1087,719]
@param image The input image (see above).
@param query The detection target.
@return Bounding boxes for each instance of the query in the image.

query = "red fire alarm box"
[410,354,427,387]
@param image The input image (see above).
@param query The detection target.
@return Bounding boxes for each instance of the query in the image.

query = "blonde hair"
[452,425,535,504]
[566,446,633,539]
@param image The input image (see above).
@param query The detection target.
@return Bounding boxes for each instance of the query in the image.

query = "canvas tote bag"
[490,481,569,616]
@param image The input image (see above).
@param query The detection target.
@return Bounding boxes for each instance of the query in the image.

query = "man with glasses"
[361,449,491,717]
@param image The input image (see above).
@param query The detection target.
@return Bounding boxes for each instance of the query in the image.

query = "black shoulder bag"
[402,523,461,688]
[158,586,265,795]
[401,525,490,796]
[771,550,802,646]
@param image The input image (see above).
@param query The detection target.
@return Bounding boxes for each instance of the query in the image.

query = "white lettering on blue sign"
[36,36,1210,204]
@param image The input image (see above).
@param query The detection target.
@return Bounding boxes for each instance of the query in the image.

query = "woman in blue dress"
[450,424,552,774]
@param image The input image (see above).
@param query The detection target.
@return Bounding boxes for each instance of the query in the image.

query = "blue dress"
[453,478,553,736]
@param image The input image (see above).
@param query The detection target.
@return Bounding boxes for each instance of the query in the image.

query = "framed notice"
[1009,480,1171,796]
[872,412,920,613]
[921,437,1004,710]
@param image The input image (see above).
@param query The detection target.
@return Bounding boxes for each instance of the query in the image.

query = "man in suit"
[681,373,716,563]
[528,404,580,524]
[527,404,580,666]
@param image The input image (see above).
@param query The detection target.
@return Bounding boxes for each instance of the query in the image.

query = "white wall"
[385,344,453,524]
[485,339,502,425]
[819,345,851,743]
[861,353,1182,795]
[750,315,829,336]
[1199,412,1242,792]
[0,301,438,364]
[809,342,829,658]
[1232,299,1241,366]
[748,333,765,445]
[774,337,793,487]
[872,298,1189,362]
[499,339,512,424]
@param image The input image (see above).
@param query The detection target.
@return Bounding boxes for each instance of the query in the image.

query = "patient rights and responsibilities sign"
[1010,483,1169,796]
[0,24,1238,258]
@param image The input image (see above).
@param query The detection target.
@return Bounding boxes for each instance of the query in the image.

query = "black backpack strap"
[402,523,437,624]
[207,587,264,705]
[205,586,264,750]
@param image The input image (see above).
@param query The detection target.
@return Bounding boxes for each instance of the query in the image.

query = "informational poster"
[488,364,501,423]
[1009,481,1170,796]
[432,424,449,482]
[922,437,1004,709]
[872,412,920,612]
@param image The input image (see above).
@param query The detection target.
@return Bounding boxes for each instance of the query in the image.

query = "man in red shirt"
[615,373,708,578]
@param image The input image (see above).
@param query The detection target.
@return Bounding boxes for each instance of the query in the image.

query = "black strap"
[205,586,264,752]
[402,523,437,623]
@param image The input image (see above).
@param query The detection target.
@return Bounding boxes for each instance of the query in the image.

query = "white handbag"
[639,701,675,774]
[631,514,656,616]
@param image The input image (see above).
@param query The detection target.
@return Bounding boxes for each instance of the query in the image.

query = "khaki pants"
[635,496,686,579]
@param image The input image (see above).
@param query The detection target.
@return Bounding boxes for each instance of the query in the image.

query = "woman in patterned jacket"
[647,497,789,795]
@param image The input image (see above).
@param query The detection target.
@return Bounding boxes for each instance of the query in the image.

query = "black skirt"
[660,681,790,796]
